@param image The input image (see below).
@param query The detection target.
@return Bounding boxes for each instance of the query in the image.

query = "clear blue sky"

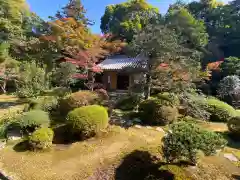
[26,0,231,34]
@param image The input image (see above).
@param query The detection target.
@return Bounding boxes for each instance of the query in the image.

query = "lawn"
[0,95,240,180]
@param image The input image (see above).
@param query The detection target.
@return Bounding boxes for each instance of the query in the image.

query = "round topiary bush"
[162,121,227,165]
[66,105,109,139]
[95,89,109,101]
[206,98,236,122]
[21,110,50,133]
[29,127,54,150]
[139,98,178,125]
[115,94,141,111]
[59,91,100,115]
[228,116,240,138]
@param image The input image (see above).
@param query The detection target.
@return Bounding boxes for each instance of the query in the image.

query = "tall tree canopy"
[100,0,160,42]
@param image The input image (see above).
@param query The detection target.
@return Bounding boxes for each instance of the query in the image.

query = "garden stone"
[224,153,239,162]
[7,130,22,141]
[126,120,133,126]
[146,126,152,129]
[120,120,126,124]
[0,141,6,150]
[133,118,141,123]
[134,125,142,129]
[156,127,165,133]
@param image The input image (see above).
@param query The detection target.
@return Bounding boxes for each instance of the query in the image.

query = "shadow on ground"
[232,174,240,180]
[217,131,240,149]
[115,150,175,180]
[13,140,29,152]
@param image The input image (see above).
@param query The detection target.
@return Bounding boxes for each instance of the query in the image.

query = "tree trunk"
[144,73,151,99]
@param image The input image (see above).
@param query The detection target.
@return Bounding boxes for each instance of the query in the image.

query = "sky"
[26,0,231,34]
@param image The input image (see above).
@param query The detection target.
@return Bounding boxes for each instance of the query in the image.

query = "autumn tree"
[100,0,160,42]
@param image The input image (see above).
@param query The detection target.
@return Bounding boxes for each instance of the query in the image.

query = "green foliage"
[100,0,159,42]
[162,121,227,164]
[139,98,178,125]
[166,7,208,48]
[0,124,6,139]
[26,96,59,112]
[179,93,210,120]
[29,127,54,150]
[159,165,191,180]
[156,92,180,106]
[20,110,50,133]
[59,90,99,115]
[16,62,46,98]
[51,62,77,88]
[220,57,240,76]
[116,94,141,111]
[66,105,109,139]
[206,98,236,122]
[228,116,240,138]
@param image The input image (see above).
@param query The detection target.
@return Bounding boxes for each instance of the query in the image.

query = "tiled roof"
[97,55,147,70]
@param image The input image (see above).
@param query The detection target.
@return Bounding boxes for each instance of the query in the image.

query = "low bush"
[156,92,180,106]
[139,98,178,125]
[67,105,108,139]
[43,87,71,97]
[115,94,141,111]
[159,165,191,180]
[228,116,240,138]
[179,93,210,120]
[95,89,109,101]
[20,110,50,133]
[162,121,227,165]
[0,125,6,139]
[29,127,54,150]
[59,91,99,115]
[25,96,59,112]
[206,98,236,122]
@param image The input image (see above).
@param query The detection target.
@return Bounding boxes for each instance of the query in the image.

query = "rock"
[133,118,141,123]
[126,120,133,126]
[7,131,22,141]
[0,141,6,150]
[146,126,152,129]
[134,125,142,129]
[119,120,126,124]
[156,127,165,133]
[224,153,239,162]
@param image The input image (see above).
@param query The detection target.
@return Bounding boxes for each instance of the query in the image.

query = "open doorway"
[117,74,129,90]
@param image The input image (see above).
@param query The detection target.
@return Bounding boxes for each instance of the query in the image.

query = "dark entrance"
[117,74,129,90]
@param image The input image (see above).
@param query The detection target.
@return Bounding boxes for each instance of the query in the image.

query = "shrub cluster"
[59,91,100,115]
[139,98,178,125]
[67,105,109,139]
[115,94,141,111]
[156,92,180,106]
[95,89,109,101]
[26,96,59,112]
[29,127,54,150]
[20,110,50,133]
[162,121,227,165]
[206,98,236,122]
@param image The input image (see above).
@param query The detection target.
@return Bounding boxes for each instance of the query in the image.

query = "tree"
[100,0,160,42]
[131,24,204,98]
[220,57,240,77]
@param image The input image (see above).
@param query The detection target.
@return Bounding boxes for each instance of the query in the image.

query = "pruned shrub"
[115,94,141,111]
[206,98,236,122]
[16,62,46,98]
[95,89,109,101]
[20,110,50,133]
[162,121,227,165]
[179,93,210,120]
[26,96,59,112]
[0,125,6,140]
[66,105,109,139]
[156,92,180,106]
[59,91,99,115]
[29,127,54,150]
[228,116,240,138]
[139,98,178,125]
